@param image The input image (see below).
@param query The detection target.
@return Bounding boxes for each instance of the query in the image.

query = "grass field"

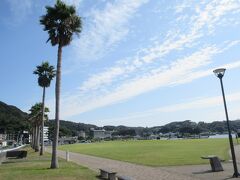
[59,139,231,166]
[0,147,97,180]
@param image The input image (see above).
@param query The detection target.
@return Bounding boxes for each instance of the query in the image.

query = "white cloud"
[97,91,240,126]
[79,66,125,91]
[46,0,240,120]
[72,0,148,61]
[190,0,240,34]
[157,92,240,113]
[59,45,240,118]
[174,0,192,14]
[77,0,240,93]
[62,0,82,9]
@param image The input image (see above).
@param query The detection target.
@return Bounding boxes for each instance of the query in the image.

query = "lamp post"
[213,68,239,177]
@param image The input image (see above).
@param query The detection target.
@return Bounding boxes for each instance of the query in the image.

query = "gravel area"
[47,144,240,180]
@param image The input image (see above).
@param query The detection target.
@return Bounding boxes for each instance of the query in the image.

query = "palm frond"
[40,0,82,47]
[34,61,56,88]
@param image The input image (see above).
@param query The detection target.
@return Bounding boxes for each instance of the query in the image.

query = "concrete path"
[47,149,197,180]
[47,145,240,180]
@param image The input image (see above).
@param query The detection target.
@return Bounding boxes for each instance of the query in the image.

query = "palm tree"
[40,0,82,168]
[34,62,55,155]
[29,103,49,152]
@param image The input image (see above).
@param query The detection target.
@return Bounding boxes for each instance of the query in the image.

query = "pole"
[66,151,69,162]
[220,78,239,177]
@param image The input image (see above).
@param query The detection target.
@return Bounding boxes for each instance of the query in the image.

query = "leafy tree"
[116,129,136,137]
[34,61,55,155]
[40,0,82,168]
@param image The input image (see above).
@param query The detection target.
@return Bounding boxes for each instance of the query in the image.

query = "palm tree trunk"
[32,127,35,149]
[40,87,46,155]
[34,124,37,149]
[35,125,40,152]
[31,126,35,148]
[51,43,62,169]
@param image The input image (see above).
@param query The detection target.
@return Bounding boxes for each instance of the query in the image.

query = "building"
[91,129,112,139]
[0,134,7,147]
[0,134,7,141]
[43,126,49,142]
[0,141,7,147]
[78,131,86,138]
[58,137,78,145]
[6,134,15,141]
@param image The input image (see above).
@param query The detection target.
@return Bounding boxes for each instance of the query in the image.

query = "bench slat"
[117,175,133,180]
[99,169,117,180]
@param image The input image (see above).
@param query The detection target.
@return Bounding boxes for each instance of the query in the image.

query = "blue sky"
[1,0,240,127]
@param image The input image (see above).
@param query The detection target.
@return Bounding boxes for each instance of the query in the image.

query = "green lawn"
[59,139,231,166]
[0,147,97,180]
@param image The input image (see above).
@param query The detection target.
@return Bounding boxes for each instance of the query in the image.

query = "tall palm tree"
[40,0,82,168]
[34,62,55,155]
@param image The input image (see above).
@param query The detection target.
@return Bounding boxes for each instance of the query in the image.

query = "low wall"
[0,145,26,164]
[0,144,26,153]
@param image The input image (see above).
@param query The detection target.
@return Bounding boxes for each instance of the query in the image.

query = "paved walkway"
[47,145,240,180]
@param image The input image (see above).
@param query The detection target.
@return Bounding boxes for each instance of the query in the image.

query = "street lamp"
[213,68,240,177]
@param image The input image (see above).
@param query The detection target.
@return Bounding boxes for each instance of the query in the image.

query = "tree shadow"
[192,170,216,174]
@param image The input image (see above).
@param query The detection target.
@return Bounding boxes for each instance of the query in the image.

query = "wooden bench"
[99,169,117,180]
[201,155,224,172]
[6,150,27,159]
[116,175,133,180]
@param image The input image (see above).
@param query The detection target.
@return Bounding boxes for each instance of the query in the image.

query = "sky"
[0,0,240,127]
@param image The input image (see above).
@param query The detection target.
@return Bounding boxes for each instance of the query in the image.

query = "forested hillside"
[0,101,28,133]
[46,120,97,138]
[1,101,240,138]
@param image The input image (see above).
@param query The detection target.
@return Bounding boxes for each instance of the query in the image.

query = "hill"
[48,119,240,138]
[0,101,28,134]
[45,120,98,139]
[1,101,240,138]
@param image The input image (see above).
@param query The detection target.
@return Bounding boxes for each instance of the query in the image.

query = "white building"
[0,134,7,147]
[43,126,49,142]
[91,129,112,139]
[0,134,6,141]
[1,141,7,147]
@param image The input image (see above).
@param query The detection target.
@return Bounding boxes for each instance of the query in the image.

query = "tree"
[40,0,82,168]
[29,103,49,152]
[34,61,55,155]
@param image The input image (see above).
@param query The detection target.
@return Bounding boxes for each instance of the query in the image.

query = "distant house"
[78,131,86,138]
[0,140,7,147]
[163,132,178,139]
[149,134,158,140]
[91,129,112,139]
[58,136,78,145]
[0,134,7,141]
[0,134,7,147]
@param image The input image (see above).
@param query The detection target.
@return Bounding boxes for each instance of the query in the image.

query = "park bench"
[6,150,27,159]
[116,175,133,180]
[99,169,117,180]
[201,155,224,172]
